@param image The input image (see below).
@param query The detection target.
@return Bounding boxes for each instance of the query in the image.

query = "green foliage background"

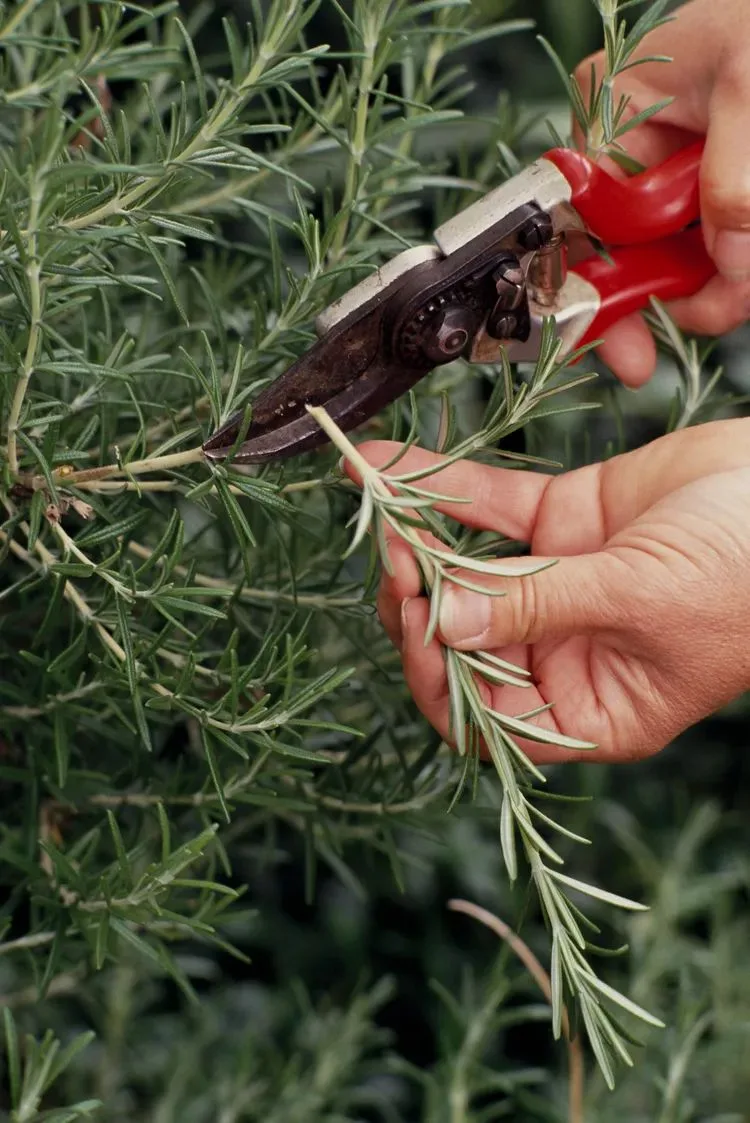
[0,0,749,1120]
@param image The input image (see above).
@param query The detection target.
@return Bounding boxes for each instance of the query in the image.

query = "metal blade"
[202,187,561,465]
[205,352,432,463]
[202,301,432,464]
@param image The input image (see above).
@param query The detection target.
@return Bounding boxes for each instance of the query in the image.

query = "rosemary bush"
[1,0,748,1119]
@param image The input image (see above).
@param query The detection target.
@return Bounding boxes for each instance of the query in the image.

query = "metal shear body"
[203,140,713,464]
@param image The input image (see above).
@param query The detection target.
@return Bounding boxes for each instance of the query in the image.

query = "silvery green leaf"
[584,974,666,1029]
[548,869,649,912]
[529,802,591,846]
[386,448,477,484]
[580,993,617,1091]
[378,494,442,510]
[514,702,553,719]
[445,649,467,757]
[532,371,599,402]
[485,707,597,751]
[343,486,374,557]
[477,651,531,678]
[459,652,532,690]
[485,727,518,792]
[500,791,517,882]
[425,567,442,646]
[399,483,472,505]
[516,813,564,866]
[375,514,394,577]
[418,542,557,578]
[501,733,548,783]
[443,572,510,597]
[532,858,569,936]
[595,1008,637,1066]
[539,877,586,949]
[550,932,563,1039]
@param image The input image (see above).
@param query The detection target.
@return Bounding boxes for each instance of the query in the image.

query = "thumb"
[701,63,750,281]
[437,553,622,650]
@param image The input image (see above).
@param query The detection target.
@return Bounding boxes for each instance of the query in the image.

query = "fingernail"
[438,587,491,646]
[400,597,413,637]
[712,229,750,280]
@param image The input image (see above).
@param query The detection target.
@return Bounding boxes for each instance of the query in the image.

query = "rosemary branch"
[540,0,674,169]
[6,172,44,475]
[307,389,665,1088]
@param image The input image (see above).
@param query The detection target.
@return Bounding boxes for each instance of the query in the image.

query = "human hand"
[348,419,750,764]
[573,0,750,385]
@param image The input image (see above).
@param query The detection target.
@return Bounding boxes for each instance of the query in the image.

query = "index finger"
[344,441,552,543]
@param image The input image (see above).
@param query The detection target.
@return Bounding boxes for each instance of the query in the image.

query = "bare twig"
[449,900,585,1123]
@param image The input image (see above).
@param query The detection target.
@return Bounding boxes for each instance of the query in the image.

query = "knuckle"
[505,573,540,644]
[680,302,748,337]
[701,178,750,226]
[674,279,750,333]
[716,43,750,100]
[600,550,663,636]
[711,305,750,334]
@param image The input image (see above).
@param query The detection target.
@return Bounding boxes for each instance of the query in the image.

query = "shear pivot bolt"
[518,212,554,252]
[422,306,474,363]
[437,324,469,354]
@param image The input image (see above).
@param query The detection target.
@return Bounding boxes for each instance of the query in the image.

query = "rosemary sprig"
[539,0,675,169]
[646,298,727,431]
[308,328,666,1089]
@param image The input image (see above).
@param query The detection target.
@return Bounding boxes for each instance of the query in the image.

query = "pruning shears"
[202,140,713,465]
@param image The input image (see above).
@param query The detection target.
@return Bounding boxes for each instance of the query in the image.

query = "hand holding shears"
[203,142,712,464]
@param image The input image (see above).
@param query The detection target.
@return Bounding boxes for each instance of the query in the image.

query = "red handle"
[575,225,715,349]
[545,141,704,246]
